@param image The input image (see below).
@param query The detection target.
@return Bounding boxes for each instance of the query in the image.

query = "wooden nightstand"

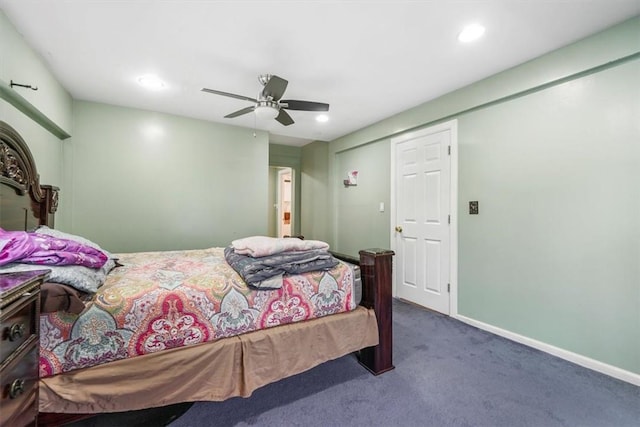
[1,270,49,427]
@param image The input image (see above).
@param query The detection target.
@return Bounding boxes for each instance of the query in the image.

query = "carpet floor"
[170,299,639,426]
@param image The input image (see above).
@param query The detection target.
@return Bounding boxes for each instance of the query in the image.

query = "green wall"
[457,60,639,373]
[267,166,278,237]
[0,10,72,229]
[333,142,390,255]
[69,101,269,253]
[325,17,640,374]
[300,141,329,242]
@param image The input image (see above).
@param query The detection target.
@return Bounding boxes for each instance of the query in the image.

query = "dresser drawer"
[0,292,39,365]
[0,339,38,426]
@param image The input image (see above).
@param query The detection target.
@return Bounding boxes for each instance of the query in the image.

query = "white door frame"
[390,120,459,316]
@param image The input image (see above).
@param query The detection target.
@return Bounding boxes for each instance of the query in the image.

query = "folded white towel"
[231,236,330,258]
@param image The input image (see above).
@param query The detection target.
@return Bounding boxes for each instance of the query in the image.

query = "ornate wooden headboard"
[0,121,59,231]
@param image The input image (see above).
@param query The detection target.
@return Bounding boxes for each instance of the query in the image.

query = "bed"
[0,120,394,426]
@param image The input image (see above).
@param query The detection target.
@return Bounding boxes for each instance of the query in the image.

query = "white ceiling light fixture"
[254,101,280,120]
[137,74,166,90]
[316,114,329,123]
[458,24,486,43]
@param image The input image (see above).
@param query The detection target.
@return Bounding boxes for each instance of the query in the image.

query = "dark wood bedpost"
[358,248,394,375]
[39,184,59,227]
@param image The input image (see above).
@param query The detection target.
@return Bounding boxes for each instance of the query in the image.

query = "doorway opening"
[276,167,293,238]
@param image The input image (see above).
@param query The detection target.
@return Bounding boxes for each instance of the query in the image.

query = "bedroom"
[0,1,638,425]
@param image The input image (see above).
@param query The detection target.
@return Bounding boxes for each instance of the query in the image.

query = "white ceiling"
[2,1,638,146]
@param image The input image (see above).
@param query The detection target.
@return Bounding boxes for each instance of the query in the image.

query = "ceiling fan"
[201,74,329,126]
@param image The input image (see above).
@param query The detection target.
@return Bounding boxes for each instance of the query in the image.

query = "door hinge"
[447,145,451,155]
[447,283,450,293]
[448,215,451,224]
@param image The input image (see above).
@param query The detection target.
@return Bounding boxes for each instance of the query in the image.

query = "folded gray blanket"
[224,246,339,289]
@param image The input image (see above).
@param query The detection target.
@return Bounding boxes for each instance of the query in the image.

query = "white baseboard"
[454,314,640,387]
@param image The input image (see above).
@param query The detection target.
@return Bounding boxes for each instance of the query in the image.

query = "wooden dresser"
[0,270,48,427]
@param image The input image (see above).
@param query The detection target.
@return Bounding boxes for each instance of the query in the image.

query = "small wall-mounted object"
[10,80,38,91]
[469,201,479,214]
[343,170,358,187]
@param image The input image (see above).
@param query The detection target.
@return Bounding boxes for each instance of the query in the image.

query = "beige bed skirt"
[40,306,378,414]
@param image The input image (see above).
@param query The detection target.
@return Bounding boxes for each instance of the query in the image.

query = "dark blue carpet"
[167,299,639,427]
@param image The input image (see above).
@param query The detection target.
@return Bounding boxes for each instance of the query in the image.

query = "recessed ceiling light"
[137,74,166,90]
[458,24,485,43]
[316,114,329,123]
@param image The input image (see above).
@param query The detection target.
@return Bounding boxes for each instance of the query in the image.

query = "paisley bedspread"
[39,247,355,377]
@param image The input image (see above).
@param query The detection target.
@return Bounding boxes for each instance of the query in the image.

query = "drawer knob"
[9,379,25,399]
[9,323,26,341]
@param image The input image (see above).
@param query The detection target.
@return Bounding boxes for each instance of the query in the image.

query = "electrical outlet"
[469,201,479,214]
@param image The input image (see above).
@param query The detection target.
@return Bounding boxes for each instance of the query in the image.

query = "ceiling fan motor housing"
[256,100,279,109]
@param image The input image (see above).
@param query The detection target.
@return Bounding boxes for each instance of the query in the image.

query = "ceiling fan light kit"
[254,101,280,120]
[202,74,329,126]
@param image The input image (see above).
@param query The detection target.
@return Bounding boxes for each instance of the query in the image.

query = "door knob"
[395,226,403,233]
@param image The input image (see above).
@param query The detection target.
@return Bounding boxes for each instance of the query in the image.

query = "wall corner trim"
[0,78,71,140]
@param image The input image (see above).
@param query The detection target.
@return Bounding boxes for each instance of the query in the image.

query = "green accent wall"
[333,142,391,255]
[457,60,639,373]
[301,141,329,242]
[325,17,640,374]
[267,166,278,237]
[69,101,269,253]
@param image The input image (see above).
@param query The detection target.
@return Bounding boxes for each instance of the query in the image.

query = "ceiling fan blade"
[281,100,329,111]
[201,87,257,103]
[275,109,294,126]
[262,75,288,101]
[225,106,255,118]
